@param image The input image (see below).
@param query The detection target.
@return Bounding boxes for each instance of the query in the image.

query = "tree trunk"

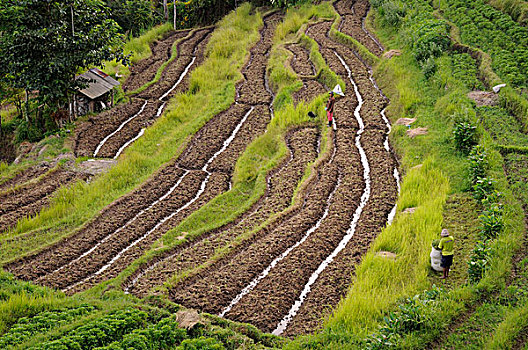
[163,0,168,21]
[173,0,176,29]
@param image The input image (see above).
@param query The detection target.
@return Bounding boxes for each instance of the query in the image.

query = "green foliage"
[106,0,164,37]
[421,57,437,80]
[472,177,495,201]
[0,305,95,348]
[468,145,488,185]
[30,309,149,349]
[479,203,504,239]
[406,16,450,63]
[453,122,477,155]
[176,337,225,350]
[442,0,528,89]
[0,0,126,106]
[379,1,408,27]
[364,287,445,349]
[95,317,187,350]
[468,240,491,283]
[450,53,484,90]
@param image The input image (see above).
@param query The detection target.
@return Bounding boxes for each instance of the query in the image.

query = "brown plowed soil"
[74,29,212,159]
[127,126,320,297]
[287,44,316,76]
[7,12,283,294]
[94,101,162,158]
[163,4,396,337]
[292,79,327,106]
[0,169,88,233]
[5,165,188,279]
[37,170,208,290]
[74,99,146,157]
[170,128,363,329]
[0,164,51,193]
[334,0,384,56]
[122,30,191,92]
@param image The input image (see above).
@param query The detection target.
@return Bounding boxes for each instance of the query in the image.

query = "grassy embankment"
[0,4,261,264]
[284,0,523,348]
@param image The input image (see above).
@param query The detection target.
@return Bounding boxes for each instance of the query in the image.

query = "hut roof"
[77,68,120,100]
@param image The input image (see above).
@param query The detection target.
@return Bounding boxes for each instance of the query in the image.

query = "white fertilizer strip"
[114,128,145,159]
[220,174,341,318]
[93,100,148,157]
[272,51,371,336]
[159,56,196,101]
[49,170,191,278]
[65,106,255,292]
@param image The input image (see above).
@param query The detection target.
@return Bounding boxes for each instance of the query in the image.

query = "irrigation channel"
[6,11,284,294]
[74,28,211,159]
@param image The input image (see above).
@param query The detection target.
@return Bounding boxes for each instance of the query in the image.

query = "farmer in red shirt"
[326,91,335,127]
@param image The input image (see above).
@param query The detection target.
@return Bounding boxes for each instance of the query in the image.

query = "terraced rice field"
[3,0,400,338]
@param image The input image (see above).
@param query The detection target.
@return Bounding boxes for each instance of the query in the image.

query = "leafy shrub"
[96,317,187,350]
[31,308,149,349]
[479,203,504,239]
[176,336,225,350]
[407,16,451,63]
[422,57,437,79]
[380,1,407,27]
[468,240,491,283]
[472,177,495,201]
[468,145,488,184]
[364,287,444,348]
[453,122,477,154]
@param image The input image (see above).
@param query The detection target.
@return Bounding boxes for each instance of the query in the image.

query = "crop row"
[443,0,528,88]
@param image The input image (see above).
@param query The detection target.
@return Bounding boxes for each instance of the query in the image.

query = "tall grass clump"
[0,4,262,264]
[324,161,449,338]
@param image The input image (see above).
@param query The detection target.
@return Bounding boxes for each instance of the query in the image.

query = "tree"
[0,0,127,119]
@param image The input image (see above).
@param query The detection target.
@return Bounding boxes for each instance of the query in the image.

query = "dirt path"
[5,12,283,294]
[74,28,212,159]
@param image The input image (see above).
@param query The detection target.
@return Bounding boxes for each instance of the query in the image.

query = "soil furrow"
[292,79,327,106]
[272,14,396,336]
[37,170,207,290]
[0,164,51,193]
[286,44,316,76]
[0,170,79,215]
[334,0,384,56]
[171,128,363,330]
[5,165,188,279]
[127,126,320,297]
[122,30,191,92]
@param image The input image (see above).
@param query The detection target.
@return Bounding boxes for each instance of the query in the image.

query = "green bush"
[468,145,488,184]
[479,203,504,239]
[468,240,491,283]
[0,305,95,348]
[380,1,407,27]
[407,16,451,63]
[176,337,225,350]
[472,177,495,201]
[453,122,478,155]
